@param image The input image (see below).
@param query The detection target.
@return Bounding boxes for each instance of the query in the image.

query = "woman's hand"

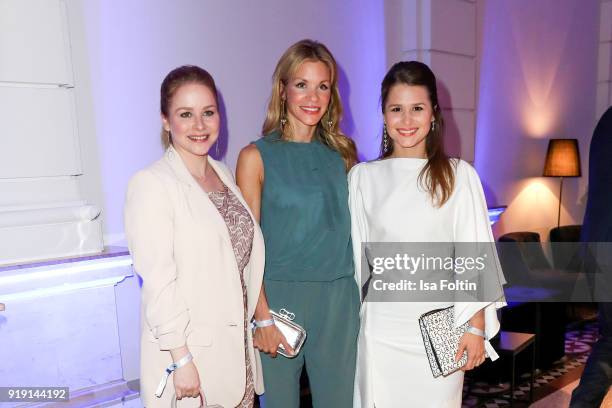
[456,332,486,371]
[253,325,294,358]
[170,346,200,400]
[250,283,293,358]
[173,361,201,399]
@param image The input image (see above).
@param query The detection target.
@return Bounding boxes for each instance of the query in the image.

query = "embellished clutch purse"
[270,308,307,358]
[418,306,488,377]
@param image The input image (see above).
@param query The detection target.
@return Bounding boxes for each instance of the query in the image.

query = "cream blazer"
[124,146,265,408]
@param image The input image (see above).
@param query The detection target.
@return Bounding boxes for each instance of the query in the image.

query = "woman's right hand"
[253,325,294,358]
[173,360,201,400]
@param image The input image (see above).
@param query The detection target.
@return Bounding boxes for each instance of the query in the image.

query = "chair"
[549,225,582,271]
[497,231,566,369]
[550,225,581,242]
[499,231,581,293]
[549,225,593,323]
[499,231,551,270]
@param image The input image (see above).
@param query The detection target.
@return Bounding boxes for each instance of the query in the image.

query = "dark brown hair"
[160,65,218,148]
[380,61,456,207]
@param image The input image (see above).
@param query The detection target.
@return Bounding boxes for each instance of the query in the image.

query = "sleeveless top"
[253,131,353,282]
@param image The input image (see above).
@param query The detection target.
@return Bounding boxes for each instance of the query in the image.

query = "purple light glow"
[74,0,387,243]
[475,0,598,230]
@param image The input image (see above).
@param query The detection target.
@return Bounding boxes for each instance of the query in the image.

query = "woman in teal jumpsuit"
[236,39,360,408]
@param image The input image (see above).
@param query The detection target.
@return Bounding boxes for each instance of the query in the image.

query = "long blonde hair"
[262,39,357,171]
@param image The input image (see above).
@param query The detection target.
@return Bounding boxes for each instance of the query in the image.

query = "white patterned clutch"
[418,306,487,377]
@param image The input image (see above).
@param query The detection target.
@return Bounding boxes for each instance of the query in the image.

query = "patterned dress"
[208,184,255,408]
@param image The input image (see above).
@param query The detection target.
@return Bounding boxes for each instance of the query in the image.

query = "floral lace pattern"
[208,185,255,407]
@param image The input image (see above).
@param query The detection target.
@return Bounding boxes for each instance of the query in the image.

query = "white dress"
[348,158,506,408]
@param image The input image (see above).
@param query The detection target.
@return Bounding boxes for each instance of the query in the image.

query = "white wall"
[66,0,387,244]
[474,0,601,239]
[64,0,604,245]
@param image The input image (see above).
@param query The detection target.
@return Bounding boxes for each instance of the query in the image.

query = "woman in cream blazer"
[125,66,264,408]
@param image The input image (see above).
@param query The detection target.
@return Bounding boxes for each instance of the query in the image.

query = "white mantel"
[0,248,141,406]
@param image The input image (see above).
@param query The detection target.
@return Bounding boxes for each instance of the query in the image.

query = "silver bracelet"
[155,352,193,398]
[253,318,275,328]
[466,325,486,338]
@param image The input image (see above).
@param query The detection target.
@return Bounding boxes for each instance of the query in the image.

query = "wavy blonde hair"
[262,39,357,171]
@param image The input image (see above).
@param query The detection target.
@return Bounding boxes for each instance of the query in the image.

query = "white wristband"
[466,326,486,338]
[155,352,193,398]
[253,318,275,328]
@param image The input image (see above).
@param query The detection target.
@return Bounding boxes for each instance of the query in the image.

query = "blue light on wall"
[488,206,507,225]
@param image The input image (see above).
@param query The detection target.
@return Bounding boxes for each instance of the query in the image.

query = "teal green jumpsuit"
[254,132,360,408]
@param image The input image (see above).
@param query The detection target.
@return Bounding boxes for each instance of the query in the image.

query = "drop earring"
[326,104,334,129]
[383,124,389,153]
[280,99,287,128]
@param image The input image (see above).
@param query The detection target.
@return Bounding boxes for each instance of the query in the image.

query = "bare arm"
[236,144,293,356]
[236,144,263,223]
[236,145,270,321]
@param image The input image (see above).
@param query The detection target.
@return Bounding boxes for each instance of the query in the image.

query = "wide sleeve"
[348,164,369,300]
[124,170,189,350]
[452,161,507,359]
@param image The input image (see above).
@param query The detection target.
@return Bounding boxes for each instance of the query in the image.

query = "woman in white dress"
[349,61,506,408]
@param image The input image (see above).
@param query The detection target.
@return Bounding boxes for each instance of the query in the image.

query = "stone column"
[385,0,478,161]
[0,0,102,265]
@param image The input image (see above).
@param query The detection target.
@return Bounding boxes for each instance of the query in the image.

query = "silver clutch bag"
[418,306,488,377]
[270,308,307,358]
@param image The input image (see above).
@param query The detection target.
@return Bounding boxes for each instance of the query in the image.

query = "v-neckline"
[207,184,228,195]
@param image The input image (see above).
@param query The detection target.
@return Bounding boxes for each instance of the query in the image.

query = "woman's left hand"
[455,332,486,371]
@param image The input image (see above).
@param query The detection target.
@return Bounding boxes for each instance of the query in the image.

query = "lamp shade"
[543,139,581,177]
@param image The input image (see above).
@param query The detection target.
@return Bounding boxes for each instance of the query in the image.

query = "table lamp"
[543,138,581,228]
